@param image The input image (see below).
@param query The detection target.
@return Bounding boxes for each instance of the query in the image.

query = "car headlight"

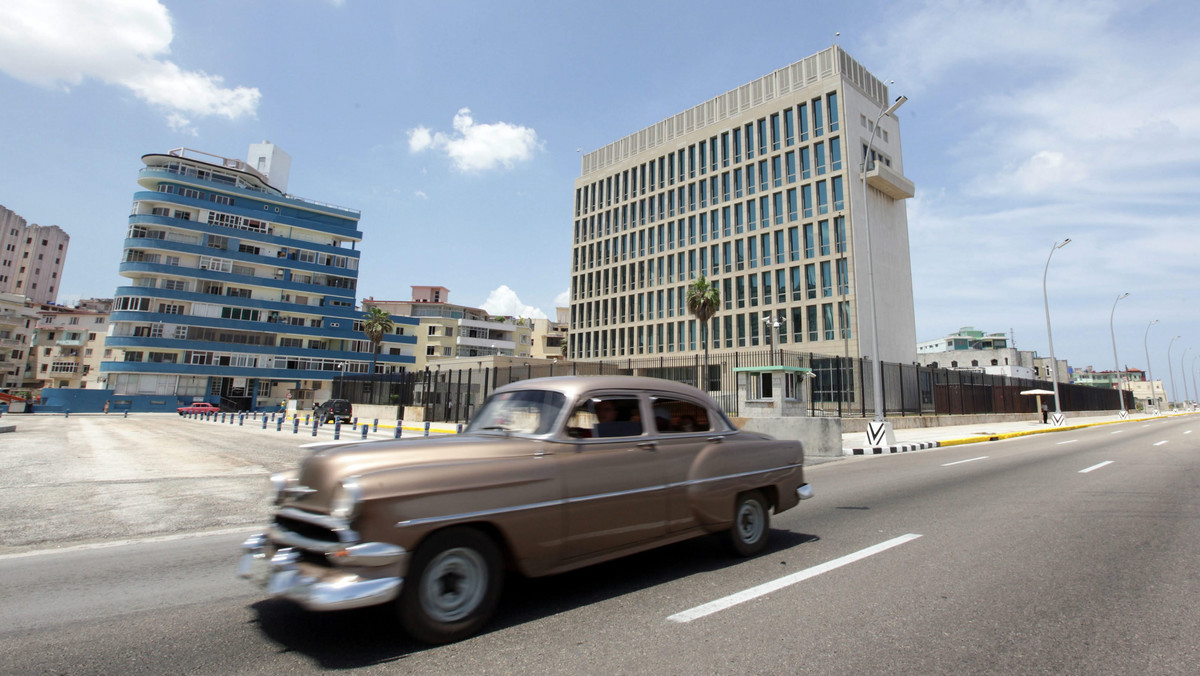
[329,476,363,520]
[269,471,295,505]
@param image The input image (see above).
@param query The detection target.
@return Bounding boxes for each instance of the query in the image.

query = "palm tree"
[686,275,720,391]
[361,305,395,375]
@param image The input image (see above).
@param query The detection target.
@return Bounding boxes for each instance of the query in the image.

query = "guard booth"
[735,366,814,418]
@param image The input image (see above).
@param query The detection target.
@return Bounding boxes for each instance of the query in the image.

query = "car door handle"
[636,441,658,451]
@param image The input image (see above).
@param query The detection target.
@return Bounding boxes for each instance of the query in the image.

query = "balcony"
[865,164,915,200]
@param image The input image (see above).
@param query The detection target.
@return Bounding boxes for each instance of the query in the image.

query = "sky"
[1,0,1198,389]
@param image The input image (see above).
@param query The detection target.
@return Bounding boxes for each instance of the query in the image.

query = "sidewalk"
[842,410,1196,456]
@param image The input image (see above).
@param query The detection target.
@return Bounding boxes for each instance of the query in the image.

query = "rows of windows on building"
[569,90,890,360]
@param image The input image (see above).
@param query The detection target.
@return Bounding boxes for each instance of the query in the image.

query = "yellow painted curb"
[937,413,1177,447]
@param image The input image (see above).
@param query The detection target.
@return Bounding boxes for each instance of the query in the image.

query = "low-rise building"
[33,299,111,389]
[365,287,533,369]
[916,326,1071,383]
[530,307,569,360]
[0,292,38,389]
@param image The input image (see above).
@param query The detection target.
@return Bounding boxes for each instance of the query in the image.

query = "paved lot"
[0,413,443,555]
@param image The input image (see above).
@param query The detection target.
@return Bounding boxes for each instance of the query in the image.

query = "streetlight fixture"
[1109,292,1129,417]
[1145,320,1159,413]
[1042,239,1071,425]
[1182,346,1192,408]
[763,313,786,366]
[862,94,907,447]
[1167,335,1181,409]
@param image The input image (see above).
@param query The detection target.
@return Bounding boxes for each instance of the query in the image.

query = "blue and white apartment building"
[100,143,415,410]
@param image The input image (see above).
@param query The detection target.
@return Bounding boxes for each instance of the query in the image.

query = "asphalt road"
[1,414,1197,674]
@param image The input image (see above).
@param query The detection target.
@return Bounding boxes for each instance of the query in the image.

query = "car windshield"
[465,389,566,436]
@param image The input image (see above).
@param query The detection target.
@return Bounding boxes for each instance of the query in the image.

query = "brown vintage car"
[238,375,813,643]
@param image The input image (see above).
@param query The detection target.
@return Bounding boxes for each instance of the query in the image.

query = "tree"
[686,275,720,391]
[362,305,395,375]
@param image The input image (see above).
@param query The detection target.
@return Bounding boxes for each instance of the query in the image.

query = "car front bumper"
[238,533,405,611]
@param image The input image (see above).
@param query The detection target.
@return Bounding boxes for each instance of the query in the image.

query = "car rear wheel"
[398,527,504,644]
[728,490,770,557]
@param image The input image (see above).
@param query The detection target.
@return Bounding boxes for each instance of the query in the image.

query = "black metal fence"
[333,349,1132,423]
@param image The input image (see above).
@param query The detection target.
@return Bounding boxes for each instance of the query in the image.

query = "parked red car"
[177,402,220,416]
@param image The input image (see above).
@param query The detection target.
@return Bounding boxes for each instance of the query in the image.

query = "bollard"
[312,421,318,437]
[124,409,128,418]
[65,409,70,418]
[456,423,464,434]
[304,414,310,426]
[262,415,268,429]
[239,413,244,426]
[293,418,299,434]
[373,418,379,433]
[230,413,235,425]
[423,421,430,437]
[334,421,341,441]
[352,417,359,431]
[276,416,283,431]
[394,419,402,439]
[361,424,368,440]
[221,412,226,423]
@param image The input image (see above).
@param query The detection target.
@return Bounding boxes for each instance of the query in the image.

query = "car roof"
[491,375,714,404]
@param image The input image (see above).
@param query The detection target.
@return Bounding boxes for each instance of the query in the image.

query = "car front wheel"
[398,527,503,644]
[728,490,770,557]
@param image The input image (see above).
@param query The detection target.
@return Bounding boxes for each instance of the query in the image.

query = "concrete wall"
[733,416,843,459]
[839,409,1118,433]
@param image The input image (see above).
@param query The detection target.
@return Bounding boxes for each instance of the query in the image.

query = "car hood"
[288,433,551,510]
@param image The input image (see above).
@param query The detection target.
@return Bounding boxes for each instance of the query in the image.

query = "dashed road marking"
[942,456,988,466]
[667,534,923,623]
[1080,461,1114,474]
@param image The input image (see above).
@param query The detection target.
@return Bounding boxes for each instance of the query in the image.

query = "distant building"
[0,292,38,389]
[0,205,69,304]
[569,45,916,364]
[530,307,569,360]
[916,326,1071,383]
[1073,366,1147,387]
[33,299,111,389]
[365,287,533,369]
[101,143,416,410]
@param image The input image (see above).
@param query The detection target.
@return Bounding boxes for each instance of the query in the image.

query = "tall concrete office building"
[101,143,415,409]
[568,46,917,365]
[0,205,69,305]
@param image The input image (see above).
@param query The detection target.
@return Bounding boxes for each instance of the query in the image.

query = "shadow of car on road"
[248,529,819,668]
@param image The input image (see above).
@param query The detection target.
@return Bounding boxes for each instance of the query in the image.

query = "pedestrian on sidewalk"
[1041,403,1049,424]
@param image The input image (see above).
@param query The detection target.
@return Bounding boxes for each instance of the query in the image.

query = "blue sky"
[1,0,1198,388]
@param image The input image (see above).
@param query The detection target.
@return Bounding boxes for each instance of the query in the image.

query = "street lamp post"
[862,94,907,447]
[763,313,786,366]
[1192,356,1199,410]
[1182,346,1192,408]
[1042,239,1071,425]
[1167,335,1181,409]
[1145,320,1159,413]
[1109,292,1129,417]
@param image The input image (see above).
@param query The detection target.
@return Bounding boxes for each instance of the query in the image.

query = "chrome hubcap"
[419,547,487,623]
[736,500,765,544]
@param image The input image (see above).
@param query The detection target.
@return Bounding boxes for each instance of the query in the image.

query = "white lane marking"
[942,456,988,466]
[1079,461,1114,474]
[1057,439,1078,445]
[667,534,923,623]
[1185,430,1192,435]
[1110,430,1124,434]
[1154,441,1168,446]
[0,527,257,561]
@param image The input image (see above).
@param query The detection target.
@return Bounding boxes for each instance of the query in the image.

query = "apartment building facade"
[568,46,916,365]
[33,299,111,389]
[101,143,416,409]
[366,286,533,369]
[0,292,38,389]
[0,205,69,305]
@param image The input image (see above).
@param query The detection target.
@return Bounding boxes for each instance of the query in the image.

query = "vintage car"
[177,402,220,416]
[238,375,813,643]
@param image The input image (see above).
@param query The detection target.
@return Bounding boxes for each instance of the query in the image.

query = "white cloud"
[480,285,548,319]
[0,0,260,129]
[407,108,541,172]
[554,290,570,307]
[414,190,428,199]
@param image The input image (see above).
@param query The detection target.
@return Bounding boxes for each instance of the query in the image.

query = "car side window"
[650,397,712,434]
[565,396,643,438]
